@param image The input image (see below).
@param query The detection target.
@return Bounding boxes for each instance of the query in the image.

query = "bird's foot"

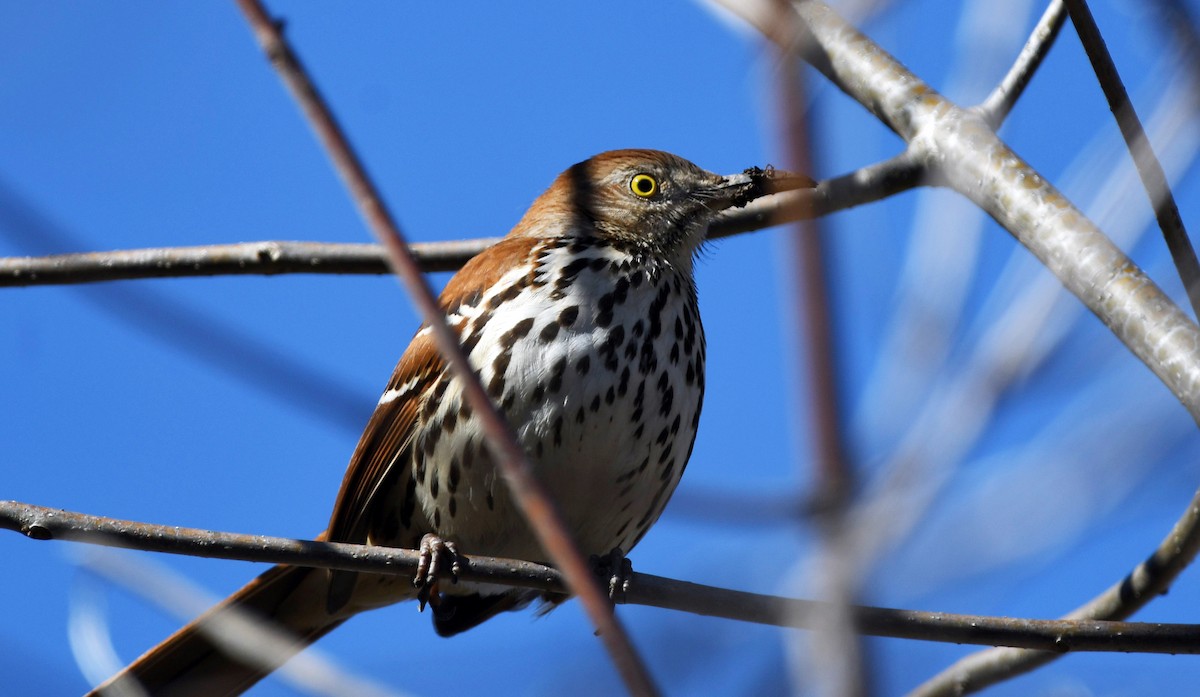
[415,533,461,611]
[589,547,633,604]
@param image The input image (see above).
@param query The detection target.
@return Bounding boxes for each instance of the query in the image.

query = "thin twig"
[9,500,1200,655]
[230,2,660,694]
[978,0,1068,127]
[1064,0,1200,319]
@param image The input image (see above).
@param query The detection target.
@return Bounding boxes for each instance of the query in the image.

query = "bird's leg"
[415,533,461,611]
[590,548,633,604]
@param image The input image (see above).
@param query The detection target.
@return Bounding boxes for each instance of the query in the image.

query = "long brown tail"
[87,564,350,697]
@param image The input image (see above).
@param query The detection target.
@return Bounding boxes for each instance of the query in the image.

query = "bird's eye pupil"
[631,174,657,198]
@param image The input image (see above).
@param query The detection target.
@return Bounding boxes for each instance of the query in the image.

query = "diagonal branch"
[909,491,1200,696]
[232,2,659,694]
[1064,0,1200,319]
[9,500,1200,656]
[978,0,1068,127]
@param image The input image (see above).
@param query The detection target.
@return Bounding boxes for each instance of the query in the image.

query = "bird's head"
[512,149,814,258]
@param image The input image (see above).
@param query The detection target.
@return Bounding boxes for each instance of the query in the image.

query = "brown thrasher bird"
[89,149,812,696]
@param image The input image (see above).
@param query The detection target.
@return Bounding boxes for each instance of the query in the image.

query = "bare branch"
[0,239,496,287]
[1064,0,1200,319]
[978,0,1068,127]
[8,500,1200,656]
[231,2,659,693]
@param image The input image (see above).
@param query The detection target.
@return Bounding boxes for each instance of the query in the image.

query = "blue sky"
[5,2,1200,695]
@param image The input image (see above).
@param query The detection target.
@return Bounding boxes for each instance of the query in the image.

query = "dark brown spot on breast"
[488,353,510,396]
[488,282,523,309]
[658,443,675,468]
[596,293,615,327]
[558,257,590,286]
[511,317,535,339]
[613,276,630,304]
[638,340,656,374]
[548,357,566,393]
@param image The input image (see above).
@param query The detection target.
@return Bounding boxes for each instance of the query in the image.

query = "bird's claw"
[590,548,633,604]
[415,533,461,612]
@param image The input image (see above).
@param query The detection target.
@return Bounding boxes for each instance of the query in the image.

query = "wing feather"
[325,236,543,545]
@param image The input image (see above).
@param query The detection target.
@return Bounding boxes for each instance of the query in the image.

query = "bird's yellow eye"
[630,173,658,198]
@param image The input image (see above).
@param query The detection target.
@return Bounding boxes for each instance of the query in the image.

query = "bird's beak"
[709,167,817,211]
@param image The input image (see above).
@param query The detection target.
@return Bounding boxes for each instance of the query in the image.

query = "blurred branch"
[0,154,922,288]
[909,492,1200,696]
[714,1,1200,693]
[8,500,1200,655]
[768,0,868,693]
[73,552,408,697]
[978,0,1068,127]
[1064,0,1200,319]
[231,2,659,694]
